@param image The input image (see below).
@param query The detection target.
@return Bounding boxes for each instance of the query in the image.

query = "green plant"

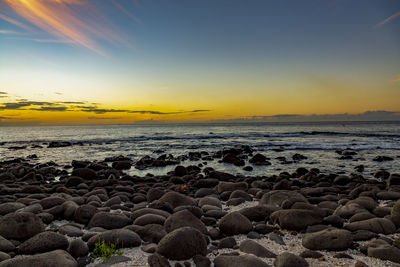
[92,240,123,263]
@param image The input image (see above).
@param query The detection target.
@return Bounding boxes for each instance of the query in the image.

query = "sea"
[0,121,399,179]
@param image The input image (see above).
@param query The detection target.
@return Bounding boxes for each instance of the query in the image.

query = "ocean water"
[0,121,399,178]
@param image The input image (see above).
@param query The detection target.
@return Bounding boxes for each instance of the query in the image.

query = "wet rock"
[274,252,309,267]
[302,228,353,251]
[156,227,207,260]
[214,254,269,267]
[112,160,132,170]
[48,141,72,148]
[387,174,400,188]
[218,212,252,235]
[88,212,132,230]
[0,249,77,267]
[239,239,276,258]
[0,212,45,240]
[249,154,270,165]
[373,156,394,162]
[87,229,141,249]
[71,168,97,180]
[18,231,69,254]
[164,209,207,234]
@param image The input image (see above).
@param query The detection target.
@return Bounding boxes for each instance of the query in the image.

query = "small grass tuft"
[92,240,123,263]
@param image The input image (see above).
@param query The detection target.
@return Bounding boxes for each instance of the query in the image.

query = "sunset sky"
[0,0,399,125]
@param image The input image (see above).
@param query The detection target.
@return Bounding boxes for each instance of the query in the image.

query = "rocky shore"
[0,146,400,267]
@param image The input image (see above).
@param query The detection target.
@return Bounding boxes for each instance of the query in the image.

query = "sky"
[0,0,399,125]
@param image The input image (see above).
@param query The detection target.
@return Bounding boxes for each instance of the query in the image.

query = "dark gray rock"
[214,254,269,267]
[0,212,45,240]
[88,212,132,230]
[0,202,25,215]
[164,209,207,234]
[87,229,141,249]
[0,249,77,267]
[218,212,252,235]
[302,228,353,251]
[68,239,88,258]
[239,239,276,258]
[274,252,309,267]
[345,218,396,234]
[259,190,307,208]
[18,231,69,255]
[270,209,322,230]
[156,227,207,260]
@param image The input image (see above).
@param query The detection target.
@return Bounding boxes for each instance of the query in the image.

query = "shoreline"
[0,148,400,266]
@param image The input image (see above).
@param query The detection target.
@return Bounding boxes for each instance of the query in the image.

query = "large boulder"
[0,250,77,267]
[0,212,45,240]
[156,192,195,209]
[164,210,207,234]
[345,218,396,234]
[302,228,353,251]
[270,209,322,230]
[156,227,207,260]
[259,190,307,208]
[87,229,141,249]
[218,212,252,235]
[214,254,269,267]
[18,231,69,254]
[88,212,132,229]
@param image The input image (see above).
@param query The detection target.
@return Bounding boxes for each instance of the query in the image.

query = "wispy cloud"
[1,0,132,54]
[374,10,400,28]
[0,29,22,34]
[0,13,31,31]
[112,0,141,24]
[392,76,400,83]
